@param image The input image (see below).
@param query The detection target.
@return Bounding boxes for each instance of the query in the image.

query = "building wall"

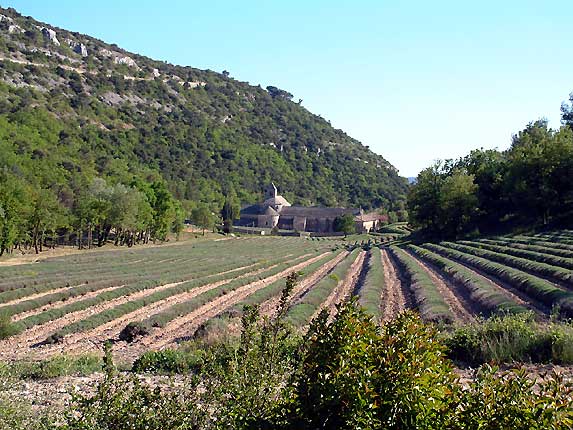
[257,215,279,228]
[292,216,307,231]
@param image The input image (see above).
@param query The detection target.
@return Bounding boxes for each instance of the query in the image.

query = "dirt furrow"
[127,252,329,355]
[259,251,349,319]
[0,261,263,359]
[313,251,366,320]
[404,249,476,323]
[11,284,127,322]
[441,256,550,316]
[379,248,411,321]
[55,260,296,356]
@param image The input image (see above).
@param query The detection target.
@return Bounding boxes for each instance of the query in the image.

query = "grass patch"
[444,313,573,365]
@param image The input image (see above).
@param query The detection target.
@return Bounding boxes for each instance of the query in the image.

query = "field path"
[312,251,366,320]
[404,249,476,323]
[122,252,330,356]
[380,248,412,321]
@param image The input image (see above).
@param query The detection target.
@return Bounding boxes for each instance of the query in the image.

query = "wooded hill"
[0,7,407,209]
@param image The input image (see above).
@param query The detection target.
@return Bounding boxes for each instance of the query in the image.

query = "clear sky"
[2,1,572,177]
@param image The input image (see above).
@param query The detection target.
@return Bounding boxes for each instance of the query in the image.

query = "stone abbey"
[237,183,386,234]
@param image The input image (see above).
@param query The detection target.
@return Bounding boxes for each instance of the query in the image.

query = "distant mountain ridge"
[0,6,408,209]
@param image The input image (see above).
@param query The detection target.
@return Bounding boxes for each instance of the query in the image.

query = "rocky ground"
[5,364,573,415]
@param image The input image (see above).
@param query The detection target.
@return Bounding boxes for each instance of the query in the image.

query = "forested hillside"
[0,7,408,253]
[408,96,573,239]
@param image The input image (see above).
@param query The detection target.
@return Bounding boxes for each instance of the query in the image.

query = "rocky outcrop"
[40,27,60,46]
[8,24,24,34]
[0,13,23,33]
[99,48,138,68]
[66,39,88,57]
[116,56,137,67]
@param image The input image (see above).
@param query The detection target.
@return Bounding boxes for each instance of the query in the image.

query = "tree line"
[408,93,573,239]
[0,173,184,256]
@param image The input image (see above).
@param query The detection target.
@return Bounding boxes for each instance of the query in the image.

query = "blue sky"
[3,1,572,176]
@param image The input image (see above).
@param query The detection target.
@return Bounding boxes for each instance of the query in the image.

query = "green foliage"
[295,305,457,429]
[191,205,216,235]
[6,354,101,380]
[35,296,573,430]
[132,349,203,374]
[333,214,356,236]
[55,361,198,430]
[443,305,573,367]
[409,117,573,239]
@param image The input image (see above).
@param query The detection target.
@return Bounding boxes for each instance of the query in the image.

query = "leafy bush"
[294,304,457,429]
[21,278,573,429]
[132,349,203,374]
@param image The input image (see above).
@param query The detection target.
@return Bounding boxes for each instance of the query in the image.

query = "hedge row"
[389,247,454,324]
[459,240,573,271]
[357,247,385,319]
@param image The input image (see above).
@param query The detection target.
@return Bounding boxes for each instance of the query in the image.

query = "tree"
[0,173,28,256]
[191,205,215,235]
[407,162,446,234]
[333,214,356,237]
[505,120,571,225]
[27,188,65,253]
[438,171,478,238]
[221,190,240,234]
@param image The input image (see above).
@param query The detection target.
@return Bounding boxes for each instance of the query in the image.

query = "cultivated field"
[1,230,573,362]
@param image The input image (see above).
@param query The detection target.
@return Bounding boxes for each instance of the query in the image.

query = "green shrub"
[132,349,203,374]
[10,354,101,380]
[0,312,17,339]
[444,313,573,365]
[295,305,457,429]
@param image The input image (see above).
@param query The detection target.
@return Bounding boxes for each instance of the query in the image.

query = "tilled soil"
[404,249,476,323]
[259,251,350,319]
[113,252,329,360]
[40,260,289,359]
[380,248,412,321]
[0,261,264,360]
[437,253,550,316]
[313,251,366,321]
